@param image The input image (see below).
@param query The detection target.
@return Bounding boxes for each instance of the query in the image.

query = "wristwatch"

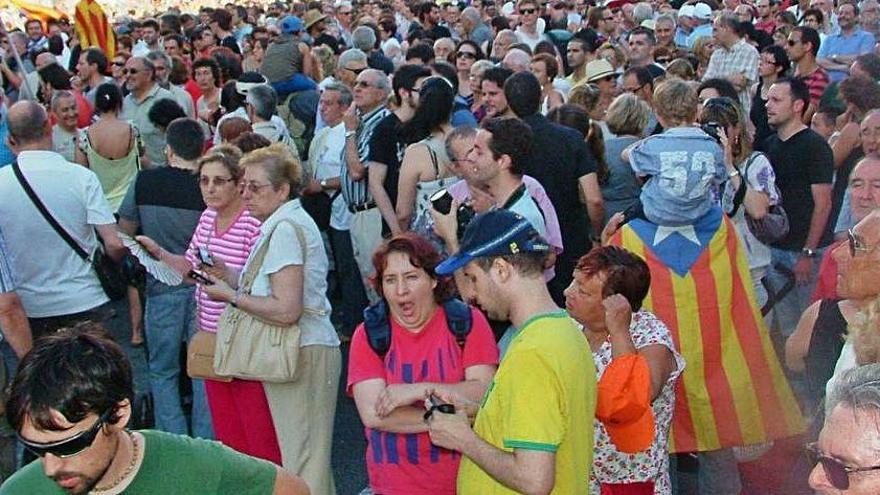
[344,130,356,139]
[801,247,817,258]
[727,168,741,179]
[319,178,328,189]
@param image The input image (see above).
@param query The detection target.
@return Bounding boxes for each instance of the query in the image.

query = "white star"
[653,224,701,246]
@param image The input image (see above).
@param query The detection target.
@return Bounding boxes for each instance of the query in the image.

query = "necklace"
[91,431,140,494]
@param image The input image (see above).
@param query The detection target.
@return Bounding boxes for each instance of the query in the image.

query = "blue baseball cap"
[280,15,304,34]
[435,209,551,275]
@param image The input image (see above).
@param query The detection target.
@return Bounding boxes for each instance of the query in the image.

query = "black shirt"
[763,127,834,251]
[520,113,597,300]
[368,51,395,75]
[220,35,241,55]
[368,113,406,236]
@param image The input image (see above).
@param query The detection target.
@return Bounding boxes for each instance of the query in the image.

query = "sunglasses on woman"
[806,442,880,490]
[18,411,112,458]
[457,51,477,60]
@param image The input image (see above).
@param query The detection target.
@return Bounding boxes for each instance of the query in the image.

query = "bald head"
[6,101,50,147]
[503,49,531,73]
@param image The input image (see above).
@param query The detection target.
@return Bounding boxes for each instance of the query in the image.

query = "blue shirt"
[818,29,876,82]
[629,127,726,226]
[687,23,714,49]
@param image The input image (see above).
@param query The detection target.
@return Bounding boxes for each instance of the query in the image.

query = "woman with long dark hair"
[750,44,789,148]
[454,40,484,106]
[396,76,458,234]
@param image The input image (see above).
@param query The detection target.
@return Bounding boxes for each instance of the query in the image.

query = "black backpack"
[362,298,473,358]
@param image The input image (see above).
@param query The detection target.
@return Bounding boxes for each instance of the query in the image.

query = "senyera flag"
[74,0,115,59]
[8,0,67,29]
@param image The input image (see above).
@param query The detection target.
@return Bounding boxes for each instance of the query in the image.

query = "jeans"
[697,448,742,494]
[328,227,368,336]
[144,287,213,439]
[765,247,823,339]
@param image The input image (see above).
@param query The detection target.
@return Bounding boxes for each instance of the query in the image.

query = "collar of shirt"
[130,83,163,105]
[259,199,303,236]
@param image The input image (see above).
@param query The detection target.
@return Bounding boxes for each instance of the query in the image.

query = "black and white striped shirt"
[341,105,390,207]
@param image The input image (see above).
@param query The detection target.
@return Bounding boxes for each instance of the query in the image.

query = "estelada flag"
[609,207,804,453]
[74,0,115,59]
[8,0,67,29]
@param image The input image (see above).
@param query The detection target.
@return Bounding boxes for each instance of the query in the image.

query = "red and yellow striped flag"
[74,0,115,59]
[8,0,67,29]
[609,208,804,453]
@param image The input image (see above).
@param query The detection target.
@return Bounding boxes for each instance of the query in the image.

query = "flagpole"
[0,22,36,101]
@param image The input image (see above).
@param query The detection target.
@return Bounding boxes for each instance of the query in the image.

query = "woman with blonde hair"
[201,144,341,494]
[602,93,651,223]
[692,36,716,79]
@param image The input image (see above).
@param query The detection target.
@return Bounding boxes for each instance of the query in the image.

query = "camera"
[701,122,723,144]
[430,188,477,240]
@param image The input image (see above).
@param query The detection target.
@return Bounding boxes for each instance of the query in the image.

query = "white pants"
[348,207,383,303]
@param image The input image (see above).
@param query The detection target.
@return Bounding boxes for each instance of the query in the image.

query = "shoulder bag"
[12,161,127,301]
[741,152,790,245]
[213,218,317,382]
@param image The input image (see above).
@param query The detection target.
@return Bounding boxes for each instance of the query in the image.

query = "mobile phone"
[198,246,214,266]
[430,189,454,215]
[188,270,214,285]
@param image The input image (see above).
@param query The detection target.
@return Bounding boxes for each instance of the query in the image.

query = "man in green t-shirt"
[429,209,597,495]
[0,324,308,495]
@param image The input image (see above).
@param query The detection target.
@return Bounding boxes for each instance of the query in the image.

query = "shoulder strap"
[425,143,439,179]
[239,218,307,293]
[363,299,392,358]
[728,153,760,218]
[442,298,473,349]
[362,297,473,359]
[12,161,90,261]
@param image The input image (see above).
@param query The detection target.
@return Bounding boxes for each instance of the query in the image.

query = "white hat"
[693,3,712,20]
[678,4,695,17]
[640,19,656,30]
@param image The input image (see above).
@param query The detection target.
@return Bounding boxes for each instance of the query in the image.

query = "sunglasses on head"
[18,411,111,459]
[520,8,537,14]
[703,97,737,110]
[806,442,880,490]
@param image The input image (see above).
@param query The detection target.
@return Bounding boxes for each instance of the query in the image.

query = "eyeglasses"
[848,228,875,258]
[787,38,801,46]
[519,8,537,14]
[806,442,880,490]
[456,51,477,60]
[338,10,352,15]
[199,176,236,187]
[624,83,646,93]
[239,181,274,194]
[354,80,375,88]
[18,411,111,459]
[346,66,367,75]
[112,61,126,67]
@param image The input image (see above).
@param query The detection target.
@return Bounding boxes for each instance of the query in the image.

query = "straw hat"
[303,9,329,29]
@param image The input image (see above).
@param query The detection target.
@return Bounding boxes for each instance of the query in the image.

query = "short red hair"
[371,233,455,303]
[576,246,651,311]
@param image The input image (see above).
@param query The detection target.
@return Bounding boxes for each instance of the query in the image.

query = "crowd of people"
[0,0,880,492]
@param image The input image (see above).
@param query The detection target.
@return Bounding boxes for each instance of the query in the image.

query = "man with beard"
[817,2,876,82]
[120,56,174,166]
[428,209,595,495]
[0,326,308,494]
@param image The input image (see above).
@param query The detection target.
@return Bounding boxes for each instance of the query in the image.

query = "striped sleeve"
[0,227,15,293]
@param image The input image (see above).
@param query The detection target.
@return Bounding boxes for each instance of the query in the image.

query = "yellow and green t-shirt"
[457,311,597,494]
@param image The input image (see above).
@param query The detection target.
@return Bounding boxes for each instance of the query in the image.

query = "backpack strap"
[362,298,473,359]
[363,299,392,358]
[442,298,472,349]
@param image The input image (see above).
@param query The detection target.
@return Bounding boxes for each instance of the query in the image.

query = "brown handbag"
[214,219,316,383]
[187,330,232,382]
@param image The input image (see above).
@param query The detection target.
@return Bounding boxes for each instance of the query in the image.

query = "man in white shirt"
[0,101,122,342]
[304,82,368,339]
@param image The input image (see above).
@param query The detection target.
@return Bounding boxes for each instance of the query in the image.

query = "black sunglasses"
[18,411,111,458]
[519,8,537,14]
[456,51,477,59]
[787,38,801,46]
[806,442,880,490]
[346,66,367,75]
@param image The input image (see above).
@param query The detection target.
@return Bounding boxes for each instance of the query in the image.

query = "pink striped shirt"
[185,207,262,332]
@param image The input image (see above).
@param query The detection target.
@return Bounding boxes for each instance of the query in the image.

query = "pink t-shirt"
[347,305,499,495]
[185,207,262,332]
